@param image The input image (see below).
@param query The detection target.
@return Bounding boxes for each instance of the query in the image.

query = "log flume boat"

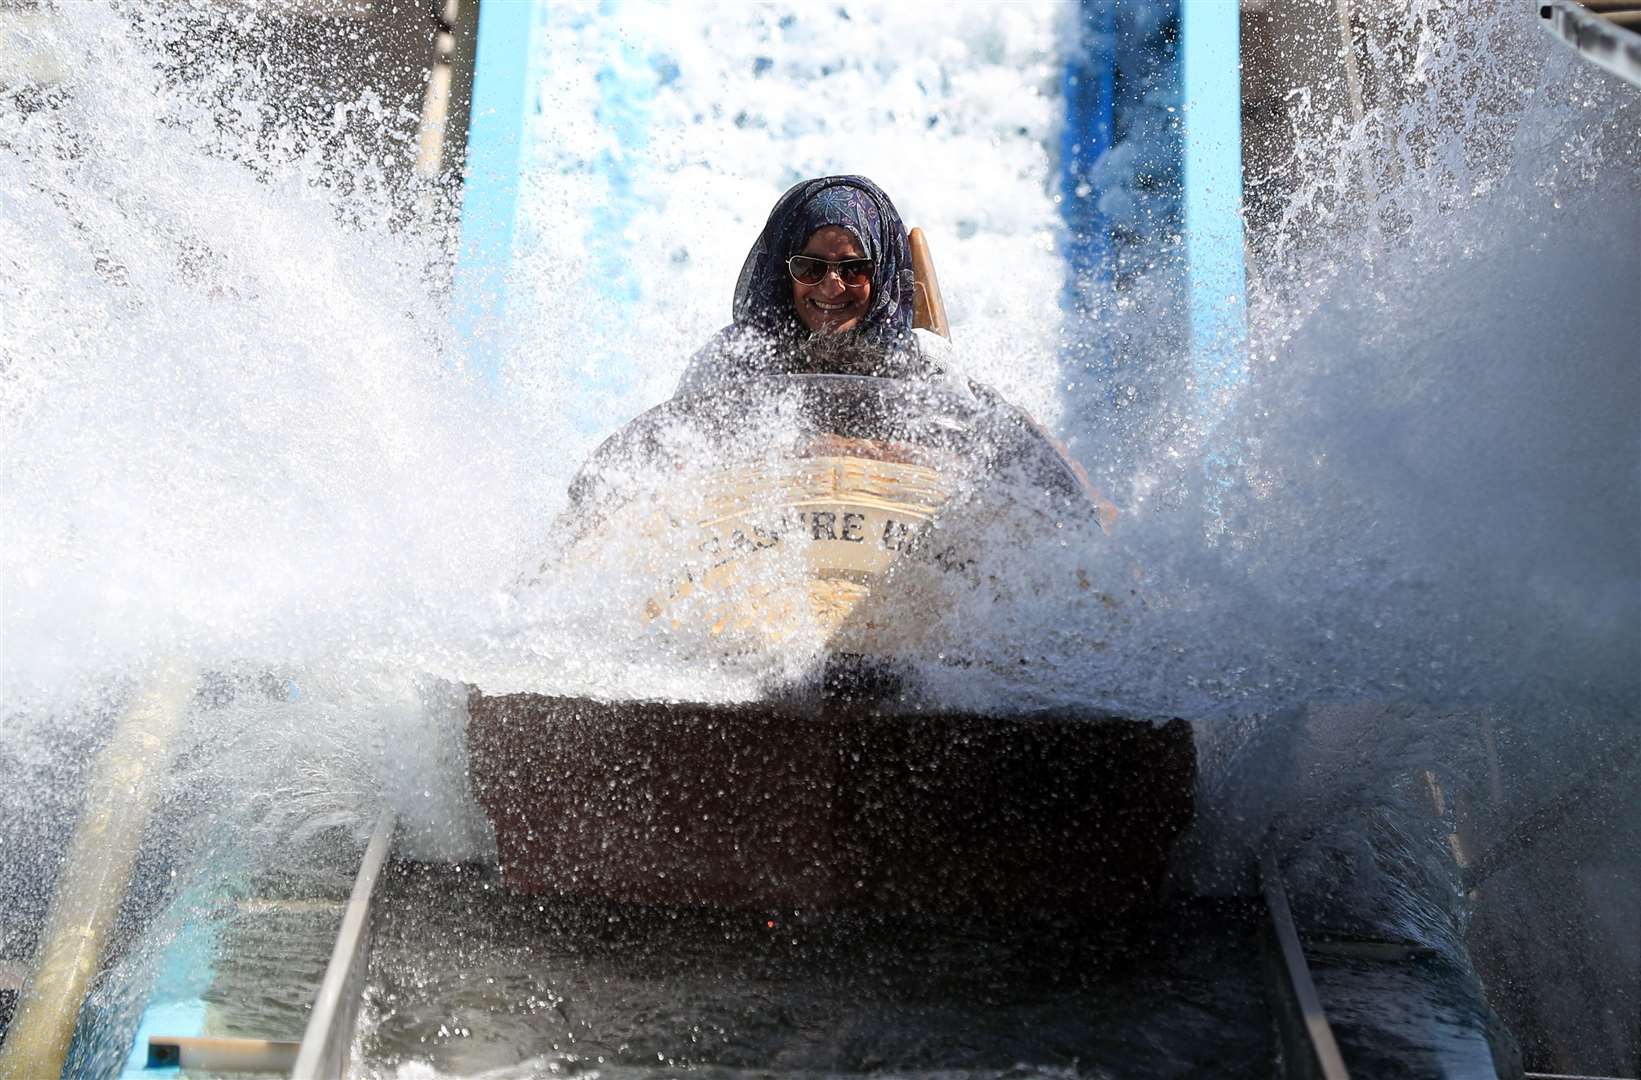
[465,369,1196,920]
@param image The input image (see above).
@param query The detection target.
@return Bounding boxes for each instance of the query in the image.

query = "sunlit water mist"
[2,5,533,704]
[0,0,1636,1075]
[505,0,1072,431]
[1024,2,1641,725]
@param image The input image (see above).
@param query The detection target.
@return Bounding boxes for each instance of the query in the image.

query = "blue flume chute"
[1181,0,1248,410]
[453,0,651,428]
[1059,0,1247,512]
[1182,0,1248,518]
[1060,1,1117,308]
[452,0,542,392]
[575,0,654,429]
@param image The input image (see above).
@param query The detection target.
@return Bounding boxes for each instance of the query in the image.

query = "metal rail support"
[290,813,395,1079]
[1540,0,1641,90]
[1259,846,1351,1080]
[416,0,463,181]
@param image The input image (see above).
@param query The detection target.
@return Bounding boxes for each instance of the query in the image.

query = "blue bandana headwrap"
[731,175,916,355]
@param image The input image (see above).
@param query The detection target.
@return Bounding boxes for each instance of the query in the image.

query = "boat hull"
[467,690,1196,918]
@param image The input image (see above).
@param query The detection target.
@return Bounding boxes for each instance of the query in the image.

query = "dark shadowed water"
[355,863,1272,1080]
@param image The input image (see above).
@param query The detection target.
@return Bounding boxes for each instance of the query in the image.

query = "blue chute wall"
[456,1,1247,417]
[1182,0,1248,513]
[452,0,540,391]
[1058,0,1246,487]
[1060,1,1117,308]
[1181,0,1248,407]
[1057,2,1184,420]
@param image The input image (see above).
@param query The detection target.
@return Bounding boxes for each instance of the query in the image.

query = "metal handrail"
[291,812,395,1079]
[1260,846,1351,1080]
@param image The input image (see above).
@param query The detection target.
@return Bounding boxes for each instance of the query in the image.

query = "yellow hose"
[0,667,194,1080]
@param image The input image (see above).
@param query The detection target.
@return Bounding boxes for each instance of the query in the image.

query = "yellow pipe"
[146,1034,298,1073]
[0,667,194,1080]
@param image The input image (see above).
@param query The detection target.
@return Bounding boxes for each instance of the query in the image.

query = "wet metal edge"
[291,813,396,1079]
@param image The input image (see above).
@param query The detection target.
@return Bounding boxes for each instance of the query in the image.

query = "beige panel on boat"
[570,443,965,654]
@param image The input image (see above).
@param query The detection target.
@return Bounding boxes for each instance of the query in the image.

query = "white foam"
[1,14,1637,1056]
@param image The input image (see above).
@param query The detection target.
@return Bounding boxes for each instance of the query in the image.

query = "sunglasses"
[787,254,873,287]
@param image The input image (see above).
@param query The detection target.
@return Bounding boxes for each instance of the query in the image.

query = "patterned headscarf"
[730,175,916,355]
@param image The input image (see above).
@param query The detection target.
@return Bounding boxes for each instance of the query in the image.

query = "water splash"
[1,1,1636,1074]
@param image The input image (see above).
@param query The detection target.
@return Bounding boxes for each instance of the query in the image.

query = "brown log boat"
[466,237,1194,919]
[466,373,1195,919]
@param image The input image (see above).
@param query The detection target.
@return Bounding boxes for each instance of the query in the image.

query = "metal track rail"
[1260,846,1351,1080]
[290,812,395,1079]
[253,826,1488,1079]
